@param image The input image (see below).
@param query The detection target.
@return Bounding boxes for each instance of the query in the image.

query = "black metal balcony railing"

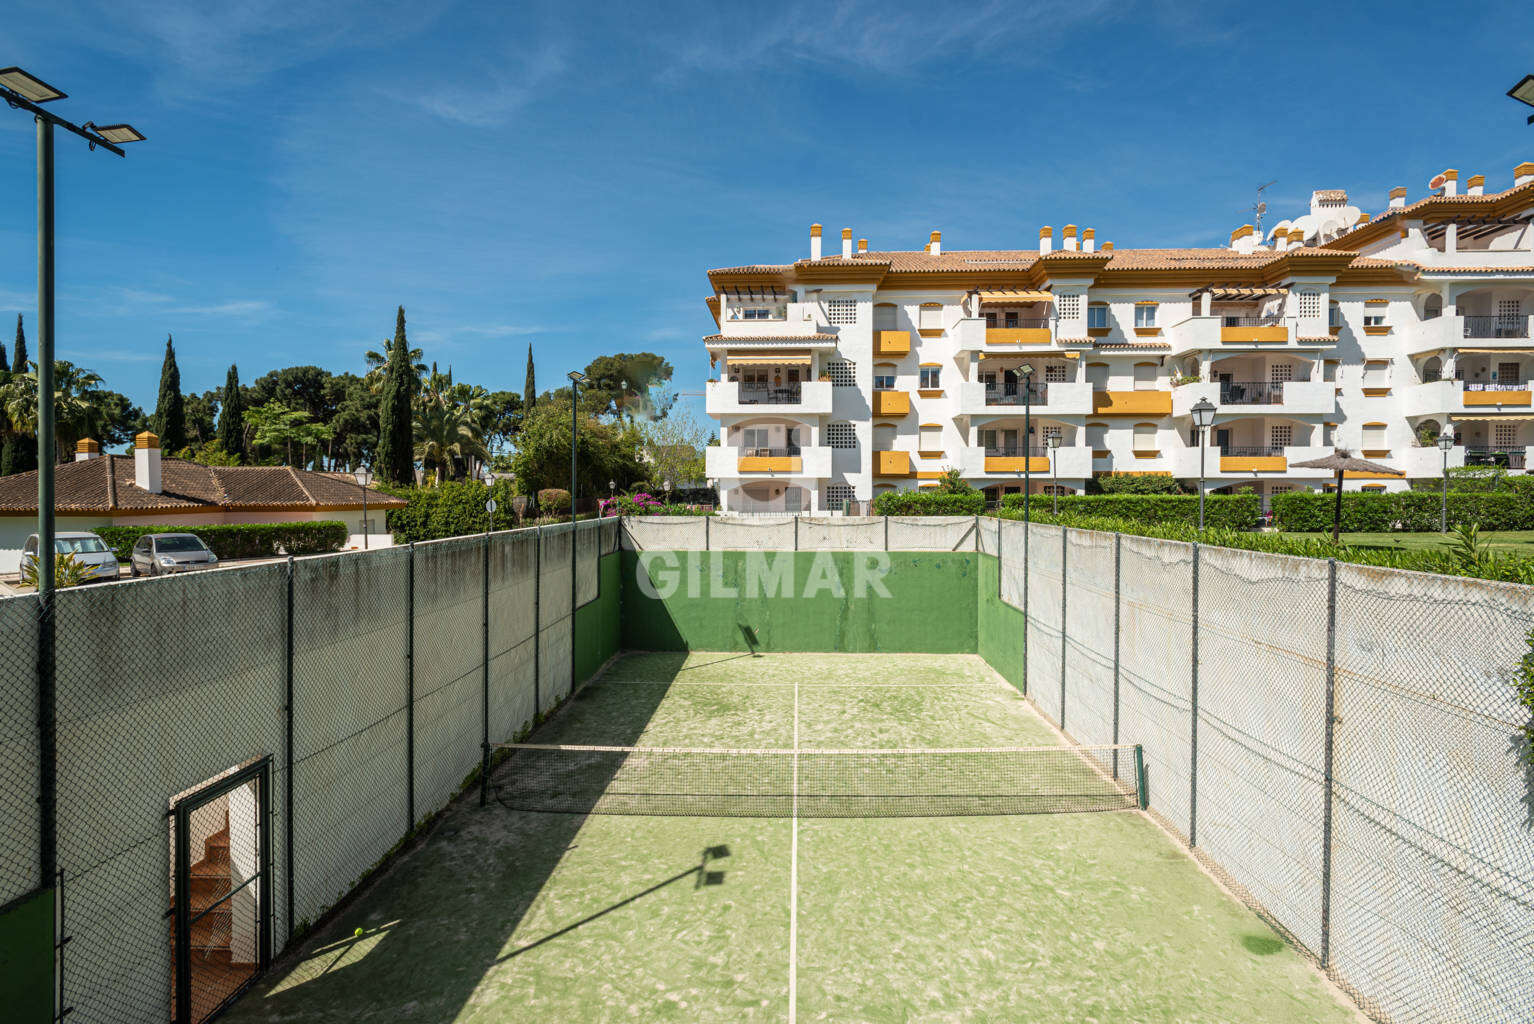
[1461,381,1530,392]
[1466,447,1527,470]
[1461,315,1529,339]
[1218,380,1286,405]
[983,384,1049,405]
[1220,314,1285,327]
[738,382,803,404]
[1222,445,1287,458]
[741,446,802,458]
[984,445,1050,458]
[991,317,1052,330]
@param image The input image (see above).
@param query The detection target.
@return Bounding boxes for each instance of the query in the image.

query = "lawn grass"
[1285,530,1534,556]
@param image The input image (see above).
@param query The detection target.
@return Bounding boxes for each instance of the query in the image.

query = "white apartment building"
[702,163,1534,513]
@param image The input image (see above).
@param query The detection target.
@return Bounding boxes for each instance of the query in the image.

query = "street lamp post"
[1190,398,1217,531]
[1019,363,1035,523]
[1438,431,1455,532]
[483,465,497,533]
[1508,73,1534,124]
[663,478,672,509]
[352,464,374,549]
[1047,434,1062,514]
[567,371,587,523]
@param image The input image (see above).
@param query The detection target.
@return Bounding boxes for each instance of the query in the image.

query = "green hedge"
[998,493,1261,529]
[386,480,523,543]
[873,490,986,516]
[96,522,348,562]
[989,509,1534,585]
[1270,492,1534,533]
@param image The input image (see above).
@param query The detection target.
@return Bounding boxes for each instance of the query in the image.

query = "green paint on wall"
[0,887,53,1023]
[977,554,1026,692]
[574,552,621,683]
[620,551,978,653]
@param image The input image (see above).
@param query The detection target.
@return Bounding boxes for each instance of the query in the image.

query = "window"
[1323,360,1339,382]
[1041,425,1064,446]
[738,306,785,321]
[873,373,896,390]
[1423,296,1442,320]
[1362,361,1390,387]
[1132,362,1158,390]
[1329,303,1343,328]
[1134,304,1158,328]
[1269,363,1294,383]
[919,366,941,389]
[1132,423,1158,451]
[874,303,897,330]
[1044,363,1070,383]
[1297,291,1321,319]
[1085,423,1108,450]
[827,359,856,387]
[1087,304,1109,330]
[1322,423,1336,446]
[1004,311,1019,329]
[985,312,997,328]
[825,483,856,507]
[826,422,857,449]
[1085,362,1109,389]
[1363,312,1387,328]
[919,424,943,450]
[1056,294,1081,320]
[1269,424,1292,449]
[741,427,770,449]
[1361,423,1387,449]
[1494,423,1517,447]
[827,299,857,325]
[1498,299,1523,333]
[918,305,943,332]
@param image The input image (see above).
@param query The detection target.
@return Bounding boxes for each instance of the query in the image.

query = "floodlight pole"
[36,116,54,597]
[1022,369,1034,523]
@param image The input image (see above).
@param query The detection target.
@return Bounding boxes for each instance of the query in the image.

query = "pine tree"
[1,315,36,476]
[153,334,187,452]
[524,343,536,413]
[217,364,245,462]
[376,306,416,484]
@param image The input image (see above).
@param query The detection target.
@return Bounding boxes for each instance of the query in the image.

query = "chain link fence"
[622,514,980,552]
[996,522,1534,1024]
[1,517,619,1024]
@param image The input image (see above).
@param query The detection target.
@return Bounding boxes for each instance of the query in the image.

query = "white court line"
[788,677,799,1024]
[591,679,1010,689]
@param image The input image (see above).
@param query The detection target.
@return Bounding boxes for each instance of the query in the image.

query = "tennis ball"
[354,927,364,938]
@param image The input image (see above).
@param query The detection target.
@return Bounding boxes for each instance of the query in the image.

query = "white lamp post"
[1190,398,1217,530]
[1046,433,1062,514]
[1437,431,1455,532]
[352,464,374,549]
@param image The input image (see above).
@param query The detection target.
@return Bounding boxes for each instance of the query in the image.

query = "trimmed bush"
[537,488,571,514]
[1270,491,1534,533]
[998,493,1260,529]
[96,521,348,562]
[873,490,986,516]
[1088,473,1189,495]
[385,480,521,543]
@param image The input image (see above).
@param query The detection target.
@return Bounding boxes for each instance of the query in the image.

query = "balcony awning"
[726,352,811,367]
[1457,347,1534,354]
[1449,414,1534,422]
[1193,286,1288,300]
[977,289,1052,304]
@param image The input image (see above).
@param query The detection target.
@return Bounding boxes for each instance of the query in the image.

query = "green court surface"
[224,653,1362,1024]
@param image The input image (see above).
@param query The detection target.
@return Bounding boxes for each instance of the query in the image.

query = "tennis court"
[223,651,1362,1023]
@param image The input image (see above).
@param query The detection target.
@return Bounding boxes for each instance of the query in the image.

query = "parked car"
[129,533,219,576]
[20,532,121,582]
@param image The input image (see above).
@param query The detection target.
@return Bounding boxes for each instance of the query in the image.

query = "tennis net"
[491,742,1146,817]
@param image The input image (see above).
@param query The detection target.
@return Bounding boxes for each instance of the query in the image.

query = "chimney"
[134,430,162,494]
[809,223,822,260]
[74,438,100,461]
[1038,226,1053,254]
[1465,174,1485,196]
[1357,212,1371,224]
[1101,241,1113,252]
[857,238,867,253]
[841,228,852,259]
[1289,227,1306,249]
[1062,224,1078,251]
[1388,186,1408,208]
[1440,168,1458,196]
[1515,161,1534,187]
[1082,228,1095,253]
[929,230,941,256]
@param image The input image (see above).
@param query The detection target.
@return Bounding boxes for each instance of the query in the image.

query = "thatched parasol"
[1289,449,1405,542]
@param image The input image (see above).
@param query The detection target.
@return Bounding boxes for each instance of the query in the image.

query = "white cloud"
[397,42,568,128]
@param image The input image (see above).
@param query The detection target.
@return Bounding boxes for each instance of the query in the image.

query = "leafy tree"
[153,334,187,451]
[0,316,33,475]
[479,389,523,455]
[377,306,416,484]
[94,390,145,448]
[184,389,219,448]
[217,364,245,462]
[509,393,645,504]
[523,343,536,415]
[635,388,710,490]
[249,365,335,422]
[247,400,332,468]
[327,373,379,470]
[935,467,975,494]
[582,352,675,420]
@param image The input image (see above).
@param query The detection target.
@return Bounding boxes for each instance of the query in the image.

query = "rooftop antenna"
[1253,180,1277,238]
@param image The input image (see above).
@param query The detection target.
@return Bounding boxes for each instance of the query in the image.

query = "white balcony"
[1402,379,1534,417]
[1168,315,1314,355]
[1399,445,1468,477]
[1169,444,1334,478]
[706,445,833,479]
[958,380,1094,417]
[1407,313,1534,356]
[957,444,1092,479]
[706,380,833,417]
[1172,379,1337,418]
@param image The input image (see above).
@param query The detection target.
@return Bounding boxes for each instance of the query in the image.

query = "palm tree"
[1,360,109,462]
[413,397,487,484]
[364,337,426,394]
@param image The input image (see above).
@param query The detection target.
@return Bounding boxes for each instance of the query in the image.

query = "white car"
[20,532,121,583]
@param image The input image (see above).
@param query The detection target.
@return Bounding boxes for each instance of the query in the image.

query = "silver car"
[129,533,219,576]
[20,532,121,582]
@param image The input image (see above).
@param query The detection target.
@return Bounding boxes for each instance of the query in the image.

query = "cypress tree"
[377,306,416,484]
[524,343,536,412]
[1,316,36,476]
[153,334,187,452]
[217,363,245,461]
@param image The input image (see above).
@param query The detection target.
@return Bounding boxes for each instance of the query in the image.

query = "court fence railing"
[977,514,1533,1024]
[0,517,620,1024]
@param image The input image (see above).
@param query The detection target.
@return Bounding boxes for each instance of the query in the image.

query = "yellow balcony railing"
[874,330,910,356]
[874,450,913,477]
[1091,391,1172,415]
[873,390,911,416]
[985,327,1052,346]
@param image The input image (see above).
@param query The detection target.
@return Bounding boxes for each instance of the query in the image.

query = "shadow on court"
[223,655,707,1023]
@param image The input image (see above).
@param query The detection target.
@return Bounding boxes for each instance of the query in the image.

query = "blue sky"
[3,0,1534,426]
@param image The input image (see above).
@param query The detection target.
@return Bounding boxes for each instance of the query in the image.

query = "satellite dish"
[1429,173,1446,190]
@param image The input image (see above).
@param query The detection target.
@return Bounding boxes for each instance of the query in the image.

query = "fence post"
[1321,557,1338,968]
[1059,527,1068,732]
[480,532,491,807]
[793,515,798,551]
[283,555,294,941]
[569,522,578,694]
[1112,533,1122,779]
[704,513,710,550]
[405,544,415,830]
[1022,518,1030,697]
[997,515,1004,598]
[1189,542,1200,847]
[36,589,56,910]
[883,515,889,551]
[533,526,541,720]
